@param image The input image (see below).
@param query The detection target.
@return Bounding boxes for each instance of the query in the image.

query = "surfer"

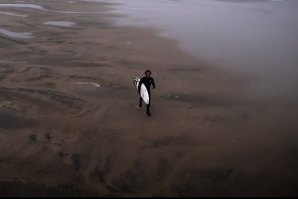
[138,70,156,116]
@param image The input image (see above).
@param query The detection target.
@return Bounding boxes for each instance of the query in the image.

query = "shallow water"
[0,28,34,39]
[0,4,46,11]
[0,11,27,17]
[0,3,105,14]
[95,0,298,99]
[76,82,101,88]
[43,21,76,27]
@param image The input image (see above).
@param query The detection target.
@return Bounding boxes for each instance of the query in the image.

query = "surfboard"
[133,77,150,105]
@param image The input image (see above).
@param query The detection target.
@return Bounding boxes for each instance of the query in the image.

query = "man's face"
[145,72,151,77]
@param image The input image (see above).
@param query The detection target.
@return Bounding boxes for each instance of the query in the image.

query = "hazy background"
[96,0,298,99]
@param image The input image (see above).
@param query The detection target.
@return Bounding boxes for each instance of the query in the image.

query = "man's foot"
[146,112,151,116]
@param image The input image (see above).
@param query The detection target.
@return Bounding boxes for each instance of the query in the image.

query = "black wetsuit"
[138,76,156,114]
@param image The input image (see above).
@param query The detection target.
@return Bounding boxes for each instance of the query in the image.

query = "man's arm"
[151,78,156,89]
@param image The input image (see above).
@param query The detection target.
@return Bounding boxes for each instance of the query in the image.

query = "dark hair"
[145,70,151,74]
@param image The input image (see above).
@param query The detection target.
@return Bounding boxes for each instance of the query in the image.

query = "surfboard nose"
[133,77,139,85]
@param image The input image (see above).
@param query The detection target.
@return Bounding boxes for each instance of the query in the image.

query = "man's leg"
[146,92,151,116]
[146,104,151,116]
[139,97,142,108]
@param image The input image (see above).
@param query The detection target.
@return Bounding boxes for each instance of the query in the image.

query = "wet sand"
[0,0,298,197]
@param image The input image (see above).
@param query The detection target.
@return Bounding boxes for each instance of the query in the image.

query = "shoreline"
[0,0,297,197]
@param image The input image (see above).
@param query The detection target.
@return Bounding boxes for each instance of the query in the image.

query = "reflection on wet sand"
[43,21,76,27]
[0,11,27,17]
[0,4,46,11]
[0,28,34,39]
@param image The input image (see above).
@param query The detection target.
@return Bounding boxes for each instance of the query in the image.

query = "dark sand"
[0,0,297,197]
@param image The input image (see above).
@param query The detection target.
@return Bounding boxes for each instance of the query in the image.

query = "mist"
[108,0,298,99]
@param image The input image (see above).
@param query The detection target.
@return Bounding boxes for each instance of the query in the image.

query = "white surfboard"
[133,77,150,105]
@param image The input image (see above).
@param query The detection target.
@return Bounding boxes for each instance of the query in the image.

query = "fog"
[106,0,298,99]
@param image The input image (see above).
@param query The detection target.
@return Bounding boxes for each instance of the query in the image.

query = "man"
[138,70,156,116]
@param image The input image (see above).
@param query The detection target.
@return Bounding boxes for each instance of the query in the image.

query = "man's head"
[145,70,151,77]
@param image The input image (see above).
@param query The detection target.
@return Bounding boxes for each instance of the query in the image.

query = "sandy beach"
[0,0,297,197]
